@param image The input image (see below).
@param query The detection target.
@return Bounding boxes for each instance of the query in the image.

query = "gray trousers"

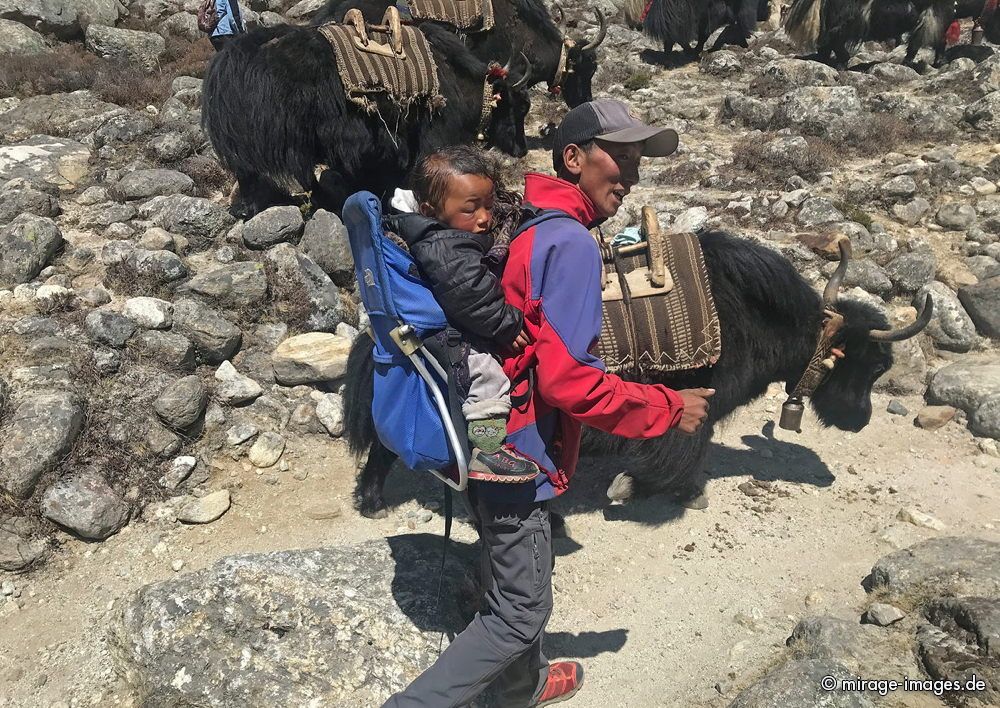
[383,495,553,708]
[463,349,511,421]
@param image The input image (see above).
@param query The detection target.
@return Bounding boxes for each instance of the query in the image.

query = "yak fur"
[202,23,531,217]
[343,230,898,517]
[642,0,769,57]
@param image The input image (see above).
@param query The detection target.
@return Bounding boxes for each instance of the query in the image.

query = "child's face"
[423,173,495,234]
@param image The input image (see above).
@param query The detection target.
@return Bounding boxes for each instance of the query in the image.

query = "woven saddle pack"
[318,7,445,112]
[403,0,494,31]
[596,206,722,375]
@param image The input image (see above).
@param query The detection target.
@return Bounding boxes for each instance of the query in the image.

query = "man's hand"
[676,388,715,434]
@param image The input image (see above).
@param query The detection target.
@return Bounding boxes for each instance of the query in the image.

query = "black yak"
[311,0,607,107]
[785,0,998,67]
[202,22,532,217]
[626,0,770,58]
[342,230,932,518]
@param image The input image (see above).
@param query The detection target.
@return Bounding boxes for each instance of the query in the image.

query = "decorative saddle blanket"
[318,13,444,112]
[596,207,722,374]
[404,0,494,31]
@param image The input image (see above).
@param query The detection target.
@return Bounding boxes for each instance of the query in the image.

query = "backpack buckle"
[390,324,421,355]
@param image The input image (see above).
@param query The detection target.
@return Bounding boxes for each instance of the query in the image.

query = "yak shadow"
[639,48,700,69]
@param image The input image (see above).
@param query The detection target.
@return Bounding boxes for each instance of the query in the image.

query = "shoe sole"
[535,681,582,707]
[467,470,539,483]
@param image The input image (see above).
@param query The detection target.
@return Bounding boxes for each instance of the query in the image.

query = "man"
[383,100,715,708]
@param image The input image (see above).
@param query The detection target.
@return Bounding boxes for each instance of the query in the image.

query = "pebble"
[292,470,309,481]
[979,439,999,457]
[176,490,232,524]
[171,559,184,572]
[249,432,285,468]
[886,400,909,416]
[915,405,957,430]
[0,581,14,596]
[897,507,947,531]
[863,603,906,626]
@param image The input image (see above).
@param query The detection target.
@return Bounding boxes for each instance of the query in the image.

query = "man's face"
[563,139,642,219]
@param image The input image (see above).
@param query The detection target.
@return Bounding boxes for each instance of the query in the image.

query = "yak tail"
[343,334,377,458]
[623,0,647,27]
[912,2,949,49]
[784,0,823,50]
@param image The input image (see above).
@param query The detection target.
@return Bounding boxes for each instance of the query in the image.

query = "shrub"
[0,45,102,98]
[730,134,837,184]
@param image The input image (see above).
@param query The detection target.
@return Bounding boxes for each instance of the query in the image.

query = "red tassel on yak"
[945,20,962,47]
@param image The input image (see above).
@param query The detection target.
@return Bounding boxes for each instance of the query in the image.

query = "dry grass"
[730,134,837,185]
[178,155,232,197]
[263,259,314,334]
[0,45,103,98]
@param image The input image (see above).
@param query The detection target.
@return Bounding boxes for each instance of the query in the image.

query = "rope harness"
[780,309,845,431]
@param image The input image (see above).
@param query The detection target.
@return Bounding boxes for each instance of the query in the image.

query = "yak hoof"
[606,473,635,503]
[680,492,709,511]
[361,505,389,520]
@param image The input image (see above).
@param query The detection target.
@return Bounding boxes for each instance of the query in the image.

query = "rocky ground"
[1,1,1000,706]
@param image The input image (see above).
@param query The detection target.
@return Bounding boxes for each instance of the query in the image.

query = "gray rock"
[132,330,196,371]
[271,333,353,385]
[728,658,875,708]
[881,175,917,199]
[109,538,474,706]
[123,297,173,330]
[0,0,123,40]
[863,537,1000,600]
[915,282,978,352]
[720,93,775,129]
[85,24,165,73]
[861,603,905,626]
[40,469,130,540]
[836,259,892,298]
[134,248,187,284]
[172,299,242,364]
[153,375,207,430]
[263,243,349,332]
[928,358,1000,414]
[146,132,196,163]
[243,206,305,249]
[0,392,84,499]
[175,489,231,524]
[886,251,936,293]
[284,0,326,17]
[85,309,137,349]
[226,423,258,446]
[968,254,1000,280]
[315,393,344,436]
[0,18,47,54]
[77,201,137,230]
[964,90,1000,132]
[669,206,709,234]
[775,86,865,140]
[786,616,884,673]
[971,394,1000,438]
[974,53,1000,92]
[0,180,60,224]
[214,361,263,406]
[700,50,742,76]
[177,262,268,311]
[249,432,285,467]
[0,214,62,288]
[92,112,154,148]
[300,209,353,285]
[159,12,201,41]
[877,339,924,395]
[143,419,182,458]
[116,169,194,200]
[760,59,839,88]
[868,62,919,83]
[887,400,909,416]
[919,597,1000,705]
[160,456,196,491]
[936,203,978,230]
[0,527,47,572]
[139,194,236,241]
[958,276,1000,338]
[797,198,844,227]
[0,94,123,143]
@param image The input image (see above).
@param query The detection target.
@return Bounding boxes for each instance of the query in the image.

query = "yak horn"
[869,293,934,342]
[581,8,608,51]
[511,52,532,88]
[501,54,513,74]
[551,2,566,28]
[822,238,851,306]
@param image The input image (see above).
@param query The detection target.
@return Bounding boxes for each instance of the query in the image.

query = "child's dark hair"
[411,145,500,208]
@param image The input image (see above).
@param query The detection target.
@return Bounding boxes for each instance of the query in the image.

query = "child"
[385,145,539,483]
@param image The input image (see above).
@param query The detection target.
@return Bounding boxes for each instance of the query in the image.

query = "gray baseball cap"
[552,99,679,160]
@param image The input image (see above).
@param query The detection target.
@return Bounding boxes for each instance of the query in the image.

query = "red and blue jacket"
[486,173,685,503]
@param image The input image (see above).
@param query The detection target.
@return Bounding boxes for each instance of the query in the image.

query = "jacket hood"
[522,173,602,229]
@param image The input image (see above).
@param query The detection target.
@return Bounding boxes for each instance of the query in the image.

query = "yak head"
[482,55,532,158]
[807,243,933,432]
[551,6,607,108]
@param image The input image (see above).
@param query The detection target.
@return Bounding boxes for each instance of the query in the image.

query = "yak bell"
[973,25,985,45]
[779,397,805,433]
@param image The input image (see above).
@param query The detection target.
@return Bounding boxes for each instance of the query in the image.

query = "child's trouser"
[463,348,511,421]
[382,492,553,708]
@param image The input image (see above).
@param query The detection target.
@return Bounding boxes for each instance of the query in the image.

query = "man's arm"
[529,225,685,438]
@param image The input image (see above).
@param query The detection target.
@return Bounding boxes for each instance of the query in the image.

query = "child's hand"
[510,329,531,353]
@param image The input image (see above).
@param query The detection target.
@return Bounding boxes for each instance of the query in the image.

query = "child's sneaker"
[468,446,540,483]
[532,662,584,706]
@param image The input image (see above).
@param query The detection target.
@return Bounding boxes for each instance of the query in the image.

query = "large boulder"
[0,93,125,142]
[863,537,1000,601]
[759,58,839,89]
[40,469,131,540]
[915,282,978,352]
[774,86,865,140]
[115,169,194,200]
[927,358,1000,422]
[0,179,60,224]
[263,243,351,332]
[919,597,1000,706]
[0,392,84,499]
[85,24,166,72]
[958,276,1000,338]
[0,0,124,39]
[138,195,236,242]
[0,18,47,54]
[0,135,90,189]
[728,658,875,708]
[965,90,1000,132]
[109,537,473,707]
[243,205,305,249]
[271,332,353,385]
[300,209,354,286]
[0,214,62,288]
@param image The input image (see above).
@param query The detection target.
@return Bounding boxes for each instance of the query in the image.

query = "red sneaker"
[533,661,584,706]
